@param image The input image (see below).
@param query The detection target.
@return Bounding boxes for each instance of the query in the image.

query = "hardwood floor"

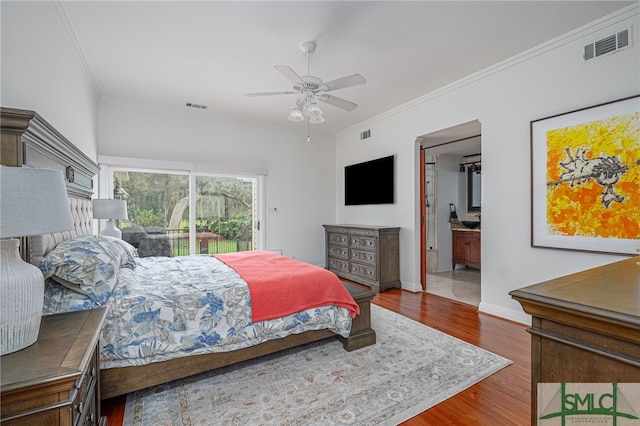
[102,290,531,425]
[374,290,531,425]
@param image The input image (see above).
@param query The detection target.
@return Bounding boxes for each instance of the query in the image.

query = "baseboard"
[400,281,422,293]
[478,302,531,325]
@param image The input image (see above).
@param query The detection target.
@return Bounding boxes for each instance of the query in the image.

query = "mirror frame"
[467,166,481,212]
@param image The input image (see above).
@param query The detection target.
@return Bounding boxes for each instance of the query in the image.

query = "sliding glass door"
[107,168,259,257]
[192,175,256,255]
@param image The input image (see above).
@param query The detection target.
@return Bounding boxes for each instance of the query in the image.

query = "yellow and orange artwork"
[545,112,639,239]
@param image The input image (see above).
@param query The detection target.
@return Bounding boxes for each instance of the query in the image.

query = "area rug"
[123,305,511,425]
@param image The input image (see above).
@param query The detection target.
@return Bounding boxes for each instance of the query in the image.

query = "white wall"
[0,1,99,160]
[98,99,336,266]
[335,5,640,322]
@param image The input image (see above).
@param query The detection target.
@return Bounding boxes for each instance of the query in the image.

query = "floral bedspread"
[43,255,353,369]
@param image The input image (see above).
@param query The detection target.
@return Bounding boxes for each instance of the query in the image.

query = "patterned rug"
[124,305,511,425]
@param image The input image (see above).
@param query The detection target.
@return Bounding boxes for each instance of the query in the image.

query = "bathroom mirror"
[467,166,481,212]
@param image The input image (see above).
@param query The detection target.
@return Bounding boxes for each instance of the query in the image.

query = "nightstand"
[1,308,108,425]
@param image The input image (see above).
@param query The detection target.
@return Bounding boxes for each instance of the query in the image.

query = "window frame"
[97,156,266,255]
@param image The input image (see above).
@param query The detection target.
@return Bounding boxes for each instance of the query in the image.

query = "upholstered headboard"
[0,107,99,266]
[29,197,94,266]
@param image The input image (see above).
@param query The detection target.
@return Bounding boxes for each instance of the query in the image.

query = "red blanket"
[214,251,359,322]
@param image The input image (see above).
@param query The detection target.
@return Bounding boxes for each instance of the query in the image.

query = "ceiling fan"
[245,41,366,124]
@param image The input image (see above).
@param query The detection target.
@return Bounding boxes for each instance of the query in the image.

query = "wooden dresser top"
[510,257,639,326]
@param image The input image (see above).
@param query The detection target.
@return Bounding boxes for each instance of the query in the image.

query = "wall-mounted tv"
[345,155,394,205]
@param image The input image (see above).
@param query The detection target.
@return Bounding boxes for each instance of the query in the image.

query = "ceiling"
[58,1,631,138]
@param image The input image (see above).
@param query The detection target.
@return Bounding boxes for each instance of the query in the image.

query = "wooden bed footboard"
[100,282,375,400]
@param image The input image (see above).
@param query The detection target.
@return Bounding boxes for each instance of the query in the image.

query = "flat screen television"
[345,155,394,205]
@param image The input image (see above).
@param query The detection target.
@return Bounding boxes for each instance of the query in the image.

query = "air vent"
[617,29,629,48]
[186,102,207,110]
[584,28,631,62]
[360,130,371,140]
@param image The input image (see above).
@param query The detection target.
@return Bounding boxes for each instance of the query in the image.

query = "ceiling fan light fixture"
[304,101,322,117]
[309,114,325,124]
[288,107,304,121]
[246,42,365,127]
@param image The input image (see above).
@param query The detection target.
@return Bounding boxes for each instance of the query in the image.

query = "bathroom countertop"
[450,222,481,232]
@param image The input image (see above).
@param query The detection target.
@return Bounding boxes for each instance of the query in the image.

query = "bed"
[1,107,376,400]
[36,232,376,399]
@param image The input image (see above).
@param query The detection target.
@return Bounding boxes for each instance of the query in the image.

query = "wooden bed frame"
[1,107,376,400]
[101,282,374,399]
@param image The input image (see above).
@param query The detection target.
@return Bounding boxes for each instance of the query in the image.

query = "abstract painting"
[531,95,639,254]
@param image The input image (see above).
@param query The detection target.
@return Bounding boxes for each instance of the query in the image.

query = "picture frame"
[530,94,640,255]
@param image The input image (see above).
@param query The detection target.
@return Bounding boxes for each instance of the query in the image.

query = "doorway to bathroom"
[418,120,481,306]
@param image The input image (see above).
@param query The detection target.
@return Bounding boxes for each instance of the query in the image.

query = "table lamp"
[92,199,128,239]
[0,167,74,355]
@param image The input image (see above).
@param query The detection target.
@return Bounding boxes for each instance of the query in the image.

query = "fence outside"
[123,227,252,257]
[166,228,252,256]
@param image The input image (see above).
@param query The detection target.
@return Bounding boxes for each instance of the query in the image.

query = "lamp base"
[101,219,122,239]
[0,239,45,355]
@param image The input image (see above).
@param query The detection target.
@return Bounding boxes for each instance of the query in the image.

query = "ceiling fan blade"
[245,91,297,97]
[318,94,358,112]
[320,74,366,92]
[274,65,305,85]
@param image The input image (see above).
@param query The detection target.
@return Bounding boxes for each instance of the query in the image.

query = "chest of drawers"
[1,308,107,426]
[510,258,640,425]
[324,224,400,292]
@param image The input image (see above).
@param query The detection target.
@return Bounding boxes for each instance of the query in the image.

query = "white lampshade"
[92,199,128,220]
[287,107,304,122]
[92,199,127,238]
[309,114,325,124]
[0,167,74,238]
[303,101,322,117]
[0,166,74,355]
